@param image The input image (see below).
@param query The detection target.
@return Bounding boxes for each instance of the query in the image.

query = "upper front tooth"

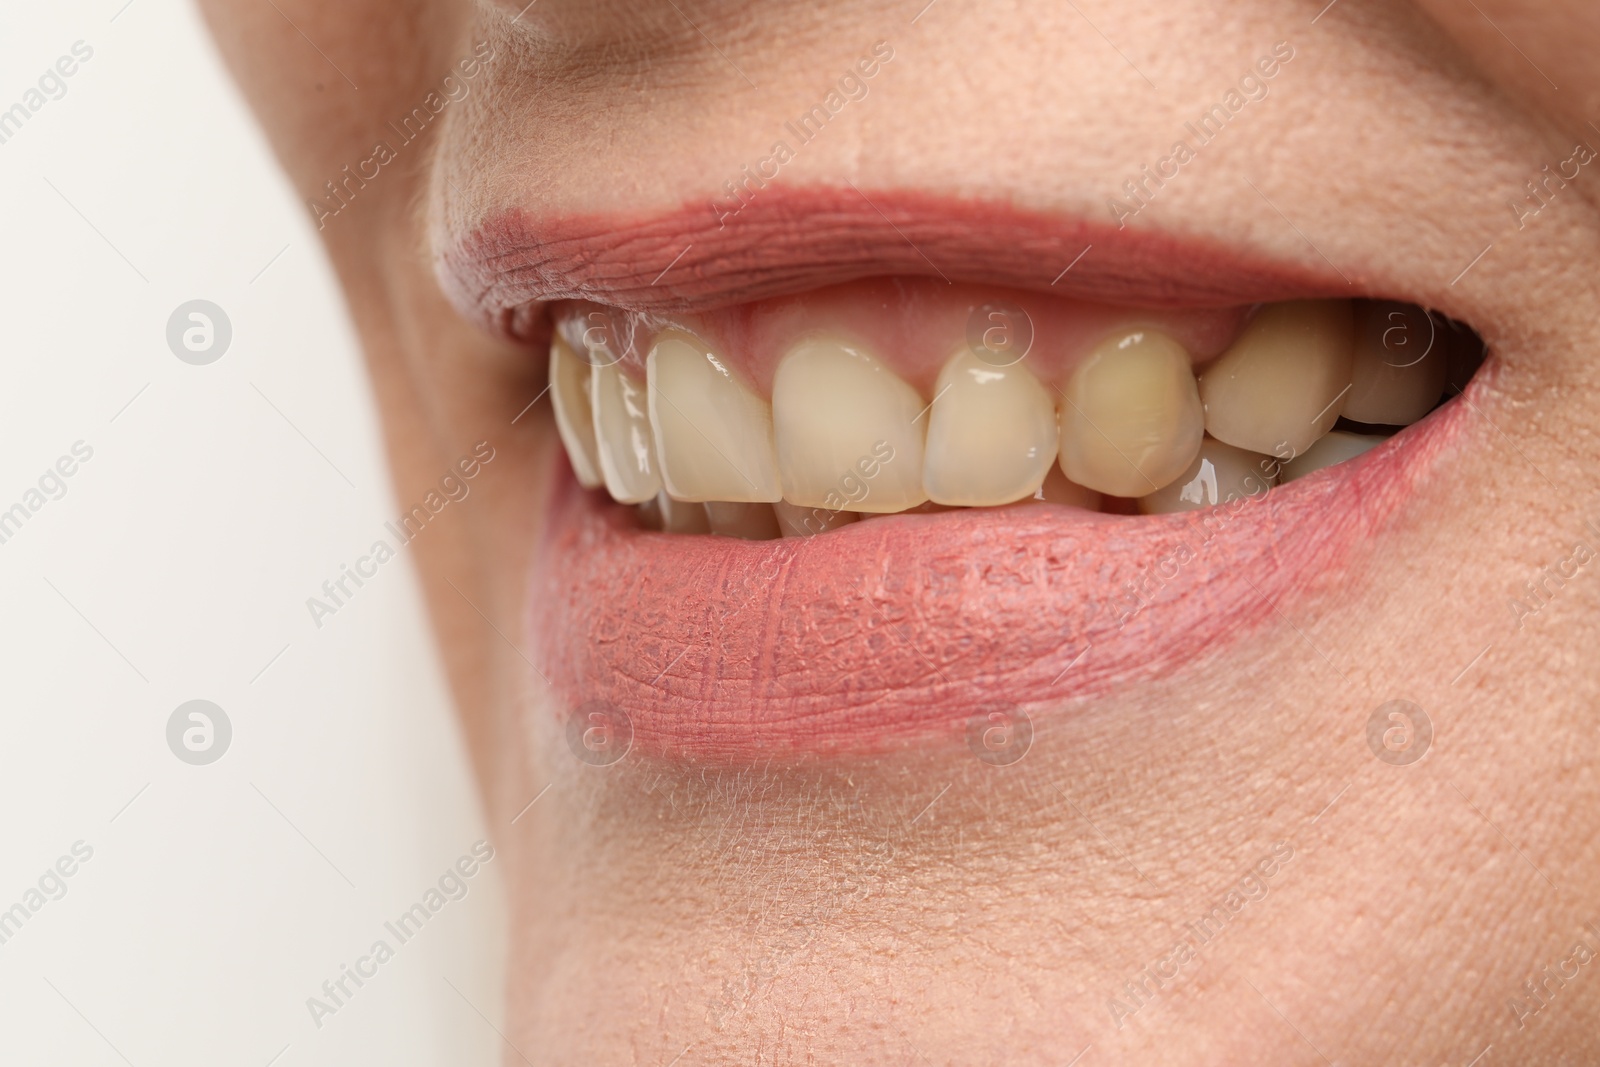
[1343,302,1447,425]
[647,331,782,503]
[1057,329,1204,498]
[1198,299,1354,458]
[591,362,661,504]
[1279,430,1387,482]
[1138,437,1277,514]
[771,339,928,513]
[549,336,604,489]
[922,348,1057,506]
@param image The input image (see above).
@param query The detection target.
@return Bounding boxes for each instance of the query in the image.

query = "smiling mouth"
[440,189,1487,763]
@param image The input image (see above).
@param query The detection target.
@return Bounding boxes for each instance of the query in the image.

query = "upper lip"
[436,184,1358,340]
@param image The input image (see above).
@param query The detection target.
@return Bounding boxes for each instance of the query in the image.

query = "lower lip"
[529,400,1471,763]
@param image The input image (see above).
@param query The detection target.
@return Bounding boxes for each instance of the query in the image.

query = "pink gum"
[554,277,1250,396]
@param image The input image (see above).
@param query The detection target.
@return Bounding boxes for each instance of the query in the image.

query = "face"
[199,0,1600,1062]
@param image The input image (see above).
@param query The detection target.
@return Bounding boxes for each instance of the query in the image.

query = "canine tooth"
[647,332,782,503]
[657,492,711,533]
[922,348,1057,506]
[704,501,781,540]
[1199,299,1354,456]
[772,339,928,513]
[1032,465,1102,510]
[1057,330,1204,498]
[773,500,859,537]
[591,363,661,504]
[549,337,604,489]
[1279,431,1386,482]
[1344,302,1447,425]
[1138,438,1277,514]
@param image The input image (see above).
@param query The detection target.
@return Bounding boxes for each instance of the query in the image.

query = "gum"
[554,277,1249,396]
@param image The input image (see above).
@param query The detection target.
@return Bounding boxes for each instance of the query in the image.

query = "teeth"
[655,492,711,533]
[704,501,781,540]
[922,348,1058,506]
[1138,437,1277,514]
[1031,465,1102,510]
[591,363,662,504]
[773,500,859,537]
[1057,330,1204,498]
[551,296,1470,531]
[771,339,928,514]
[1198,300,1354,457]
[1343,302,1447,425]
[549,337,604,489]
[1279,430,1387,482]
[646,332,782,503]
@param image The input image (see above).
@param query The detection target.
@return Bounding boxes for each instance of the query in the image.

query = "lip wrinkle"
[438,186,1355,338]
[529,391,1471,764]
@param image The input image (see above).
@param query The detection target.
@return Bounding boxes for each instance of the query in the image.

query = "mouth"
[440,189,1487,764]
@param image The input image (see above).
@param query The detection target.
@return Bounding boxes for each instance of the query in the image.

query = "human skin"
[199,0,1600,1062]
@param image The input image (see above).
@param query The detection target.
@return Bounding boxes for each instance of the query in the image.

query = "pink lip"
[530,394,1471,763]
[437,187,1353,340]
[449,188,1457,762]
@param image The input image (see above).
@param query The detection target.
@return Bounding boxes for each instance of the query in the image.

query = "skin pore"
[199,0,1600,1062]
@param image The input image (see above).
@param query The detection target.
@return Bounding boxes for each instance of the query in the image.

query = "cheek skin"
[195,0,1600,1062]
[196,0,545,800]
[1412,0,1600,140]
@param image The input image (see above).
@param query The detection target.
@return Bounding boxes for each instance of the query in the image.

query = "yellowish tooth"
[1198,299,1354,457]
[646,331,782,503]
[656,492,711,533]
[773,500,859,537]
[549,337,604,489]
[853,501,957,522]
[591,363,661,504]
[1031,465,1102,510]
[771,339,928,513]
[1138,438,1277,514]
[922,348,1057,506]
[704,501,781,540]
[1344,302,1447,425]
[1057,329,1204,498]
[1279,431,1387,482]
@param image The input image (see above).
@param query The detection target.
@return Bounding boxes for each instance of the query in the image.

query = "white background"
[0,2,504,1065]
